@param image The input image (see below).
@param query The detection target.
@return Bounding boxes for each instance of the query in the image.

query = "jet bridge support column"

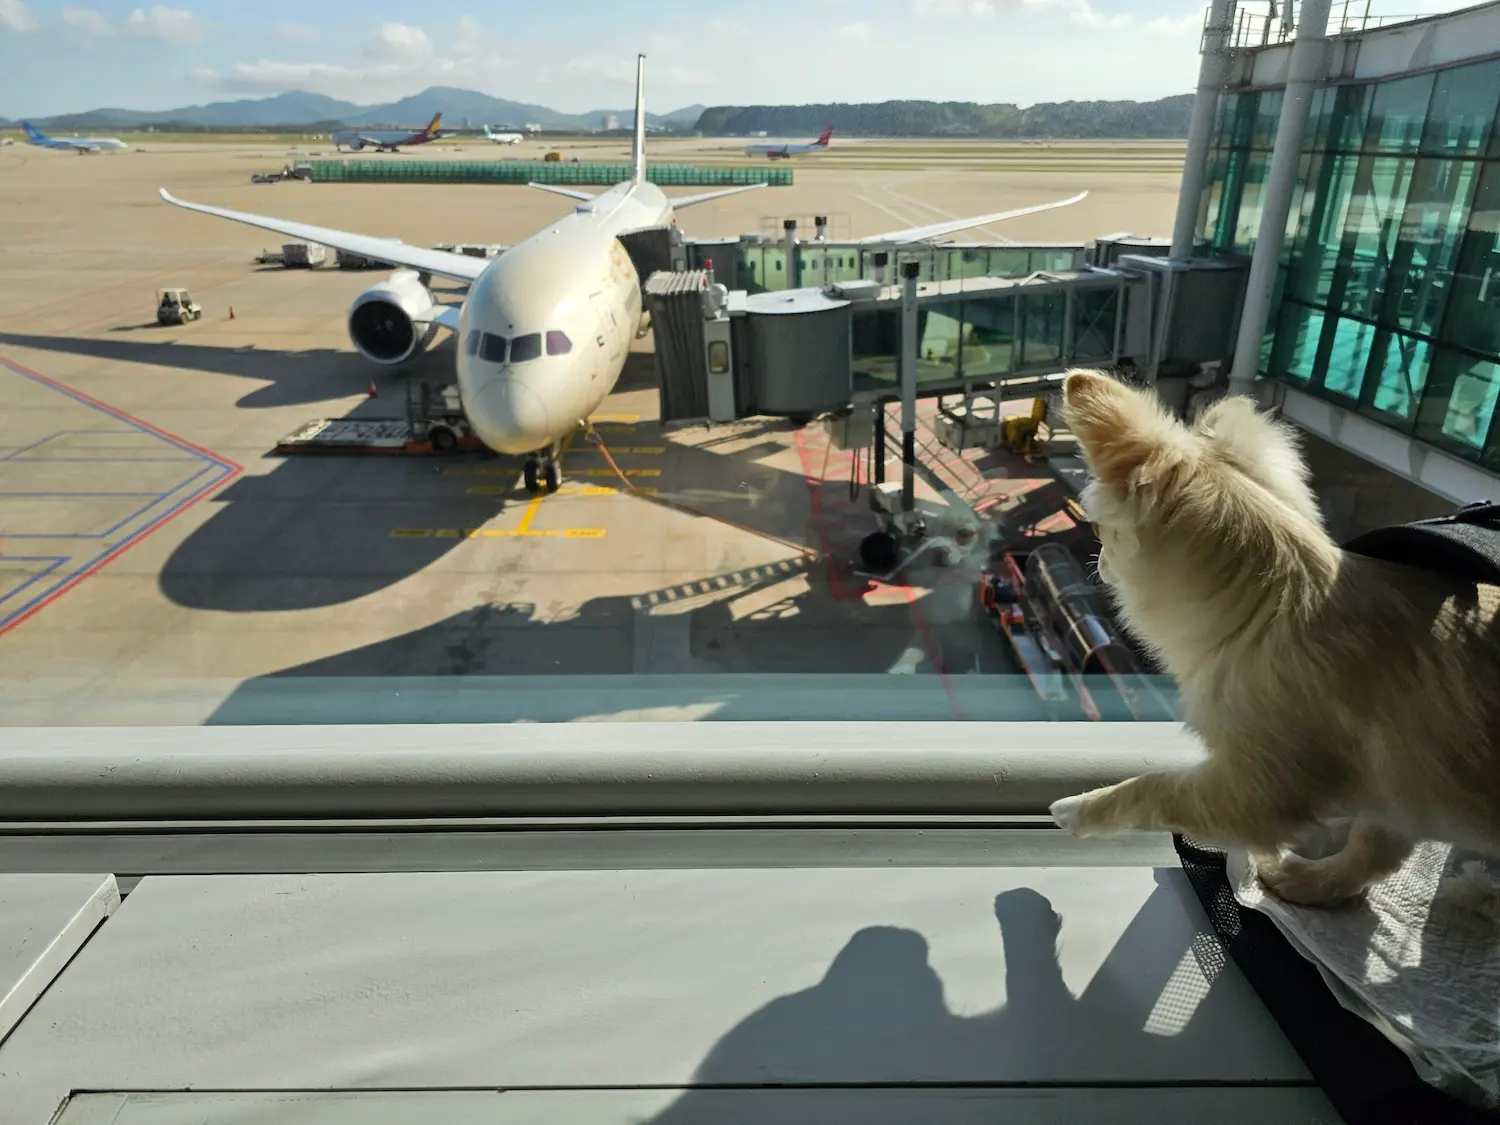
[900,260,920,515]
[1228,0,1333,396]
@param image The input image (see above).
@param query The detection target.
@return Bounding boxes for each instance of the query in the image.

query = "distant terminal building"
[1183,0,1500,509]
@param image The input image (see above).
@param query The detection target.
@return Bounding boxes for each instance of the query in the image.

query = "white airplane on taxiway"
[159,56,1086,493]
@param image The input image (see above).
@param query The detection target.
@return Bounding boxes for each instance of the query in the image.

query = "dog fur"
[1048,369,1500,905]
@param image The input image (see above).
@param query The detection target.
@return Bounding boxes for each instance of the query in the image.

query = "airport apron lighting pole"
[900,259,921,516]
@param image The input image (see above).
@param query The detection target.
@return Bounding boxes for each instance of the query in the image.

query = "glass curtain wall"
[1200,61,1500,469]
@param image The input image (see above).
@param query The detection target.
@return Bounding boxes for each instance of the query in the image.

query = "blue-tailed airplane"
[22,122,128,154]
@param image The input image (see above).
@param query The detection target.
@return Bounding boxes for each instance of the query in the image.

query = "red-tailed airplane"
[745,127,834,160]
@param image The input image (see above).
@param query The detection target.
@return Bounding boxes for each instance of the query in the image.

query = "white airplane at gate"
[159,55,1086,493]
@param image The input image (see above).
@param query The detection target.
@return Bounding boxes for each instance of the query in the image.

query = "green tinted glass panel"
[1383,158,1477,338]
[1287,153,1359,303]
[960,294,1015,378]
[1232,150,1273,252]
[1439,160,1500,359]
[1324,85,1372,153]
[1251,89,1284,150]
[989,249,1031,276]
[1214,92,1240,147]
[1198,147,1229,244]
[1416,350,1500,452]
[1032,250,1078,272]
[1320,316,1378,400]
[1333,156,1413,320]
[1425,60,1500,156]
[1365,331,1430,422]
[1365,73,1435,153]
[1019,293,1066,367]
[1271,301,1327,382]
[762,246,788,291]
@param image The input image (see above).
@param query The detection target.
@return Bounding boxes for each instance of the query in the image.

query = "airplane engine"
[347,269,438,365]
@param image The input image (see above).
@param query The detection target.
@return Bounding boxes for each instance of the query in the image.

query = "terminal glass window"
[1438,160,1500,360]
[1416,350,1500,452]
[1019,293,1066,368]
[1365,73,1435,153]
[959,293,1015,379]
[989,249,1033,277]
[1385,158,1475,339]
[1321,316,1379,400]
[1331,157,1413,321]
[1425,60,1500,155]
[1364,331,1431,422]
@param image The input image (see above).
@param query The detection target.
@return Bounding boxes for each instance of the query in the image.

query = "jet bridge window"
[479,332,508,363]
[546,330,573,356]
[510,333,543,362]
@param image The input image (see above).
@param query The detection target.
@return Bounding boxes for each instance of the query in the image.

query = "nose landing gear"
[522,443,563,494]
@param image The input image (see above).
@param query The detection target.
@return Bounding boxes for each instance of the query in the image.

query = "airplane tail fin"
[22,122,45,142]
[817,127,834,146]
[423,113,442,139]
[630,54,646,185]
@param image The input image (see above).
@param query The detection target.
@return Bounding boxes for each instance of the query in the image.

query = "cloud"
[365,21,431,63]
[837,20,874,41]
[0,0,36,32]
[58,4,201,43]
[271,20,318,43]
[1145,10,1205,36]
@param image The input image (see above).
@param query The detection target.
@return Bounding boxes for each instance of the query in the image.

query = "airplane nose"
[466,376,553,454]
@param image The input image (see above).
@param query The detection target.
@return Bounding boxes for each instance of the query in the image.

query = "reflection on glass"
[1439,160,1500,359]
[1386,158,1476,338]
[947,249,990,280]
[1232,150,1272,252]
[1270,301,1326,382]
[1320,316,1377,399]
[1323,84,1371,153]
[851,308,900,384]
[510,333,542,363]
[990,249,1032,277]
[1287,153,1359,303]
[1418,351,1500,450]
[918,301,964,382]
[1198,147,1229,244]
[1019,293,1065,367]
[762,247,788,291]
[1425,59,1500,156]
[960,294,1015,379]
[1332,156,1413,320]
[1072,288,1117,362]
[1365,331,1430,421]
[1364,73,1435,153]
[1251,89,1284,150]
[479,332,507,363]
[1031,250,1079,272]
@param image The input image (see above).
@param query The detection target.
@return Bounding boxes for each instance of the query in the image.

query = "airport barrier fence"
[308,161,794,187]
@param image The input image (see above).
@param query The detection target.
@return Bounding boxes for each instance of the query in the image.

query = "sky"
[0,0,1483,118]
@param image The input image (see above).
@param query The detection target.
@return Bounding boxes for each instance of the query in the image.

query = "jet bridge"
[645,241,1247,429]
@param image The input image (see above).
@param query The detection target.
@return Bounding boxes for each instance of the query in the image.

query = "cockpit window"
[479,332,507,363]
[546,330,573,356]
[465,330,482,357]
[510,333,542,363]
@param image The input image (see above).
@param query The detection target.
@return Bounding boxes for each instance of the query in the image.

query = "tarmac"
[0,137,1181,723]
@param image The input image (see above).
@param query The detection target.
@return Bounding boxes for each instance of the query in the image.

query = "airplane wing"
[158,189,489,284]
[526,183,596,202]
[854,191,1088,245]
[432,305,462,333]
[669,182,768,210]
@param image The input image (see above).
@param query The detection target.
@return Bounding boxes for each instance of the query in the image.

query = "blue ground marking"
[0,360,239,633]
[0,557,67,608]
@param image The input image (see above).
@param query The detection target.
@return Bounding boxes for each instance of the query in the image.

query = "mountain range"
[0,89,707,131]
[0,88,1198,139]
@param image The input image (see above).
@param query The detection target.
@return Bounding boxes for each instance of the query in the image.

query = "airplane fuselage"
[455,179,672,455]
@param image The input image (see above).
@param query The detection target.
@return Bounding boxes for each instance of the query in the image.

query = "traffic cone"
[368,381,378,398]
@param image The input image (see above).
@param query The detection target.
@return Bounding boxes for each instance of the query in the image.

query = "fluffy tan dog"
[1048,369,1500,905]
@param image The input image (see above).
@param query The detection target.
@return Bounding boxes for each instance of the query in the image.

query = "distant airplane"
[21,122,128,154]
[331,113,446,153]
[160,56,1085,493]
[745,127,834,160]
[483,126,523,145]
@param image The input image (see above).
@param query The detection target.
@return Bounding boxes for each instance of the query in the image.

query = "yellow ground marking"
[573,467,660,478]
[389,527,608,539]
[573,446,664,455]
[514,431,575,533]
[466,485,658,497]
[588,413,640,422]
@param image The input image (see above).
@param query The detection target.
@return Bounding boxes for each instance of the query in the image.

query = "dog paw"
[1049,794,1090,835]
[1256,853,1365,906]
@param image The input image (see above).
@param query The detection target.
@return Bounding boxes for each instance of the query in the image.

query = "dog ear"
[1062,370,1183,491]
[1196,394,1324,526]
